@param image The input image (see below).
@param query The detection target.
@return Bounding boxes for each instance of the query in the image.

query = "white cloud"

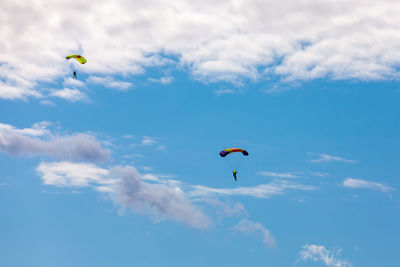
[313,172,330,177]
[200,199,246,217]
[148,76,174,84]
[87,76,133,91]
[0,121,51,137]
[36,161,112,187]
[213,89,236,96]
[298,244,353,267]
[308,153,356,163]
[35,161,212,229]
[233,219,276,248]
[40,100,56,106]
[2,0,400,100]
[343,178,394,193]
[0,81,43,101]
[62,77,85,88]
[113,166,211,229]
[189,180,316,199]
[0,122,110,162]
[156,145,167,151]
[258,171,299,178]
[50,88,88,102]
[142,136,157,146]
[33,158,316,229]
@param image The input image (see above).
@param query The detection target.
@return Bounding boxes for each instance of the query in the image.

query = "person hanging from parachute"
[219,148,249,181]
[66,55,87,79]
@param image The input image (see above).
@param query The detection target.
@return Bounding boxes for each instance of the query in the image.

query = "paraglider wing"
[219,148,249,157]
[66,55,87,64]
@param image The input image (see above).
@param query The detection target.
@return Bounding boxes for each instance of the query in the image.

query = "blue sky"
[1,1,400,266]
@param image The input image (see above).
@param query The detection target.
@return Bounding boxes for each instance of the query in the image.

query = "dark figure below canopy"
[66,54,86,80]
[219,148,249,181]
[233,170,237,181]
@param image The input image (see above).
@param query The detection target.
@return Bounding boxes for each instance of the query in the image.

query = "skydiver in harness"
[232,170,237,181]
[73,71,77,79]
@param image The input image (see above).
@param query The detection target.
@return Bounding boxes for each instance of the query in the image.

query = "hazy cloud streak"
[189,180,316,199]
[308,153,356,163]
[0,122,110,162]
[299,244,353,267]
[2,0,400,100]
[343,178,394,193]
[36,161,212,229]
[233,219,276,248]
[258,171,299,178]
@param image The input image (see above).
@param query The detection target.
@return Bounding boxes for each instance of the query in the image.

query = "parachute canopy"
[66,55,87,64]
[219,148,249,157]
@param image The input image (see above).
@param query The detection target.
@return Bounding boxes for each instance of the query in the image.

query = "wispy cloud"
[50,88,88,102]
[313,172,330,177]
[35,162,211,229]
[37,161,112,187]
[148,76,174,84]
[34,158,317,229]
[308,153,356,163]
[213,89,236,96]
[142,136,157,146]
[2,0,400,100]
[188,180,316,199]
[298,244,353,267]
[233,219,276,248]
[258,171,299,178]
[62,77,85,88]
[156,145,167,151]
[200,199,246,218]
[0,122,110,162]
[114,166,212,229]
[87,76,133,91]
[343,178,394,193]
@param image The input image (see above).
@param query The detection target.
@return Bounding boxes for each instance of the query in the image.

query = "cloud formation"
[343,178,394,193]
[233,219,276,248]
[308,153,356,163]
[34,158,317,229]
[258,171,299,178]
[2,0,400,100]
[189,180,316,198]
[50,88,88,102]
[142,136,158,146]
[87,76,133,91]
[36,161,212,229]
[113,166,211,229]
[37,161,112,187]
[0,122,110,162]
[148,76,174,84]
[298,244,353,267]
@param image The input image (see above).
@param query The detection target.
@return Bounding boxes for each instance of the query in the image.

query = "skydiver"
[73,71,77,79]
[233,170,237,181]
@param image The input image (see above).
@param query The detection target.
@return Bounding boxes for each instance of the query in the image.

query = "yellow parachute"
[66,55,87,64]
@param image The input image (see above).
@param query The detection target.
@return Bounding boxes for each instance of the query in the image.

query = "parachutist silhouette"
[73,71,77,79]
[233,170,237,181]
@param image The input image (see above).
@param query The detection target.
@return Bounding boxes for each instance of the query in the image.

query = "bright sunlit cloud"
[2,0,400,100]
